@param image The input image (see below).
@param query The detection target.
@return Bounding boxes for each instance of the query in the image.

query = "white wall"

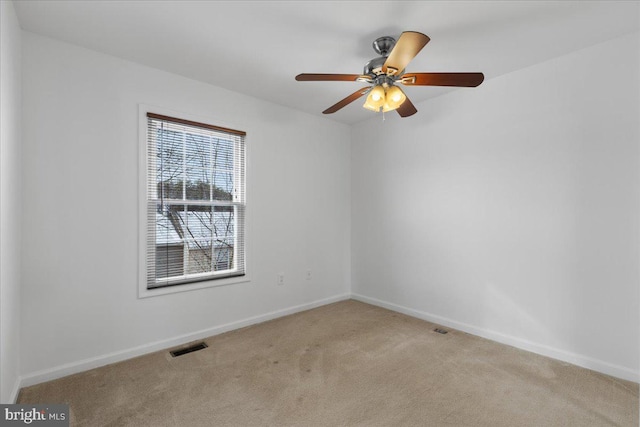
[351,33,639,381]
[20,32,351,382]
[0,0,22,403]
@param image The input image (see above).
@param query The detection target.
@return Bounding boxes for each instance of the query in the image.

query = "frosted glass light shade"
[382,86,407,112]
[363,85,386,112]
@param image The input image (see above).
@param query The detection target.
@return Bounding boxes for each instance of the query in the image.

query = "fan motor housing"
[363,56,387,76]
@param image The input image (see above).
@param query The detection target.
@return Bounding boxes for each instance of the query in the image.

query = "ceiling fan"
[295,31,484,118]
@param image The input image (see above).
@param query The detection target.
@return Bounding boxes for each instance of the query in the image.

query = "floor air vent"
[170,342,208,357]
[434,328,448,334]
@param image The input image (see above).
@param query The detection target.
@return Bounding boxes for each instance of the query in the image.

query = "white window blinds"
[145,113,246,289]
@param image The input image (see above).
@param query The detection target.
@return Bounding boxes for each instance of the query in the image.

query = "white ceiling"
[13,1,640,125]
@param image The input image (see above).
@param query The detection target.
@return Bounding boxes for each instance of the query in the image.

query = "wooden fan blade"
[401,72,484,87]
[382,32,430,75]
[323,87,370,114]
[296,73,361,82]
[396,96,417,118]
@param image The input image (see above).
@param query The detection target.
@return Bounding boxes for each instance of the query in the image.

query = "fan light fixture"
[295,31,485,118]
[363,85,407,113]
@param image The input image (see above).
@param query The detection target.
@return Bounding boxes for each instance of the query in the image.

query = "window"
[143,112,246,291]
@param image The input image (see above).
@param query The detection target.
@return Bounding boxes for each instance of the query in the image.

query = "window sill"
[137,274,251,299]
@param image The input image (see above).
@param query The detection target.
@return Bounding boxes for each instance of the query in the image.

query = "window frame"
[138,105,250,298]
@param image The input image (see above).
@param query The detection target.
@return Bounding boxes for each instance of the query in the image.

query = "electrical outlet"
[306,270,312,281]
[277,273,285,286]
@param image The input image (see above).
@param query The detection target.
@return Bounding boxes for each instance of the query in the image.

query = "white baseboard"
[20,293,350,388]
[18,292,638,391]
[351,293,639,383]
[9,376,21,403]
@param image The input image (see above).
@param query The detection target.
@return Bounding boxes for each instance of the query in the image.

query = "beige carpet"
[18,300,639,426]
